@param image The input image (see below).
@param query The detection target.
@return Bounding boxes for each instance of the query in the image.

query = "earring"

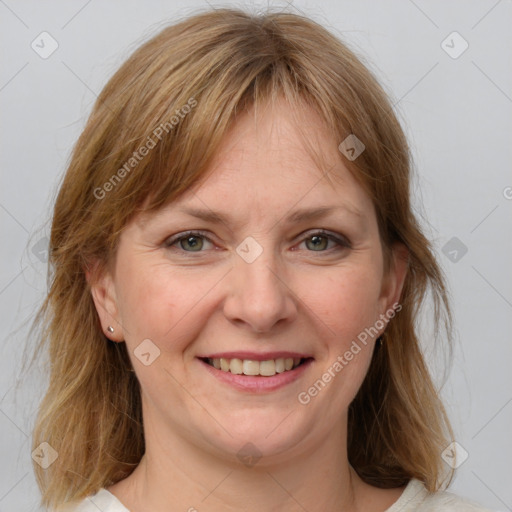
[377,335,383,347]
[107,326,114,333]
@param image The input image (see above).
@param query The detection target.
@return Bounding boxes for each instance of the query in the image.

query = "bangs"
[88,12,366,237]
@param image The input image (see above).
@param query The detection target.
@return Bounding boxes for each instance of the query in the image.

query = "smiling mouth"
[201,357,312,377]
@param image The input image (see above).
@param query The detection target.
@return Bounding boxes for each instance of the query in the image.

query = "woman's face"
[92,99,406,464]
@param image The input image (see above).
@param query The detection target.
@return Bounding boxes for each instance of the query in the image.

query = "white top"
[55,478,496,511]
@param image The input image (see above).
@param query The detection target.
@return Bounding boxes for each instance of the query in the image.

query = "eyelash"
[164,229,351,254]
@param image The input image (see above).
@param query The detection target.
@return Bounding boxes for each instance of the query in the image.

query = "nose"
[222,249,298,333]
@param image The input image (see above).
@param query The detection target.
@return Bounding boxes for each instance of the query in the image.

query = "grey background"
[1,1,511,510]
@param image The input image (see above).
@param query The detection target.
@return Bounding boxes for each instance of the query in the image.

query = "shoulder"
[387,478,497,512]
[52,488,129,512]
[419,490,496,512]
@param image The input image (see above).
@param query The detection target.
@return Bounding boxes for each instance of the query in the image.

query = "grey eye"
[305,234,330,251]
[179,235,205,251]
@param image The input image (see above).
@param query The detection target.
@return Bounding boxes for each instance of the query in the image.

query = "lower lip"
[198,358,313,392]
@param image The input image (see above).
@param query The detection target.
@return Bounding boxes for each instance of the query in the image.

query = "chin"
[196,409,314,465]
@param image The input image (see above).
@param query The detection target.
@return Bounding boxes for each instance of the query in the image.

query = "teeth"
[230,358,243,375]
[242,360,260,376]
[208,357,303,376]
[259,360,276,376]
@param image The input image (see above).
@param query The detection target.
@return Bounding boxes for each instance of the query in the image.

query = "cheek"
[298,263,384,340]
[116,264,173,339]
[115,258,223,348]
[294,263,382,406]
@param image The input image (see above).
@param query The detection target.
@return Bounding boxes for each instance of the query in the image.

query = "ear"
[86,263,124,342]
[379,242,409,313]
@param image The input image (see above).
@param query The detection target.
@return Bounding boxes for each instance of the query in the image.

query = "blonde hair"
[30,7,454,510]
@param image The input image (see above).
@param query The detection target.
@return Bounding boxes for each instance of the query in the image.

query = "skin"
[91,98,408,512]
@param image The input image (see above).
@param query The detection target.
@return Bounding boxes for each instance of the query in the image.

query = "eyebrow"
[177,205,364,226]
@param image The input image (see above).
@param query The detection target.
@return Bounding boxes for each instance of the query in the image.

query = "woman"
[31,8,494,512]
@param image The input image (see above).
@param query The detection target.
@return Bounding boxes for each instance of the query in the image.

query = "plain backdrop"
[1,1,511,510]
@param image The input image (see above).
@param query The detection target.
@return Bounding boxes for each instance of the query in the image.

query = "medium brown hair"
[30,7,454,509]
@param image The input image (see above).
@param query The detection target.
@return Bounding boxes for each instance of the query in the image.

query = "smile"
[203,357,307,377]
[197,351,314,392]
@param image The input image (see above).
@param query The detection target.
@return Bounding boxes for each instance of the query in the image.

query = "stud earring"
[107,326,114,333]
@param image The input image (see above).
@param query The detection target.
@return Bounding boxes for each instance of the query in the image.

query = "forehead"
[136,98,375,229]
[208,98,336,177]
[186,99,371,207]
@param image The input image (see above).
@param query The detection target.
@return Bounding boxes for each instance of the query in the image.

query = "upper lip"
[197,351,313,361]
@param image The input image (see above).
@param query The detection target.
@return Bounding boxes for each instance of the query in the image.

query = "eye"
[165,231,214,252]
[298,231,350,252]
